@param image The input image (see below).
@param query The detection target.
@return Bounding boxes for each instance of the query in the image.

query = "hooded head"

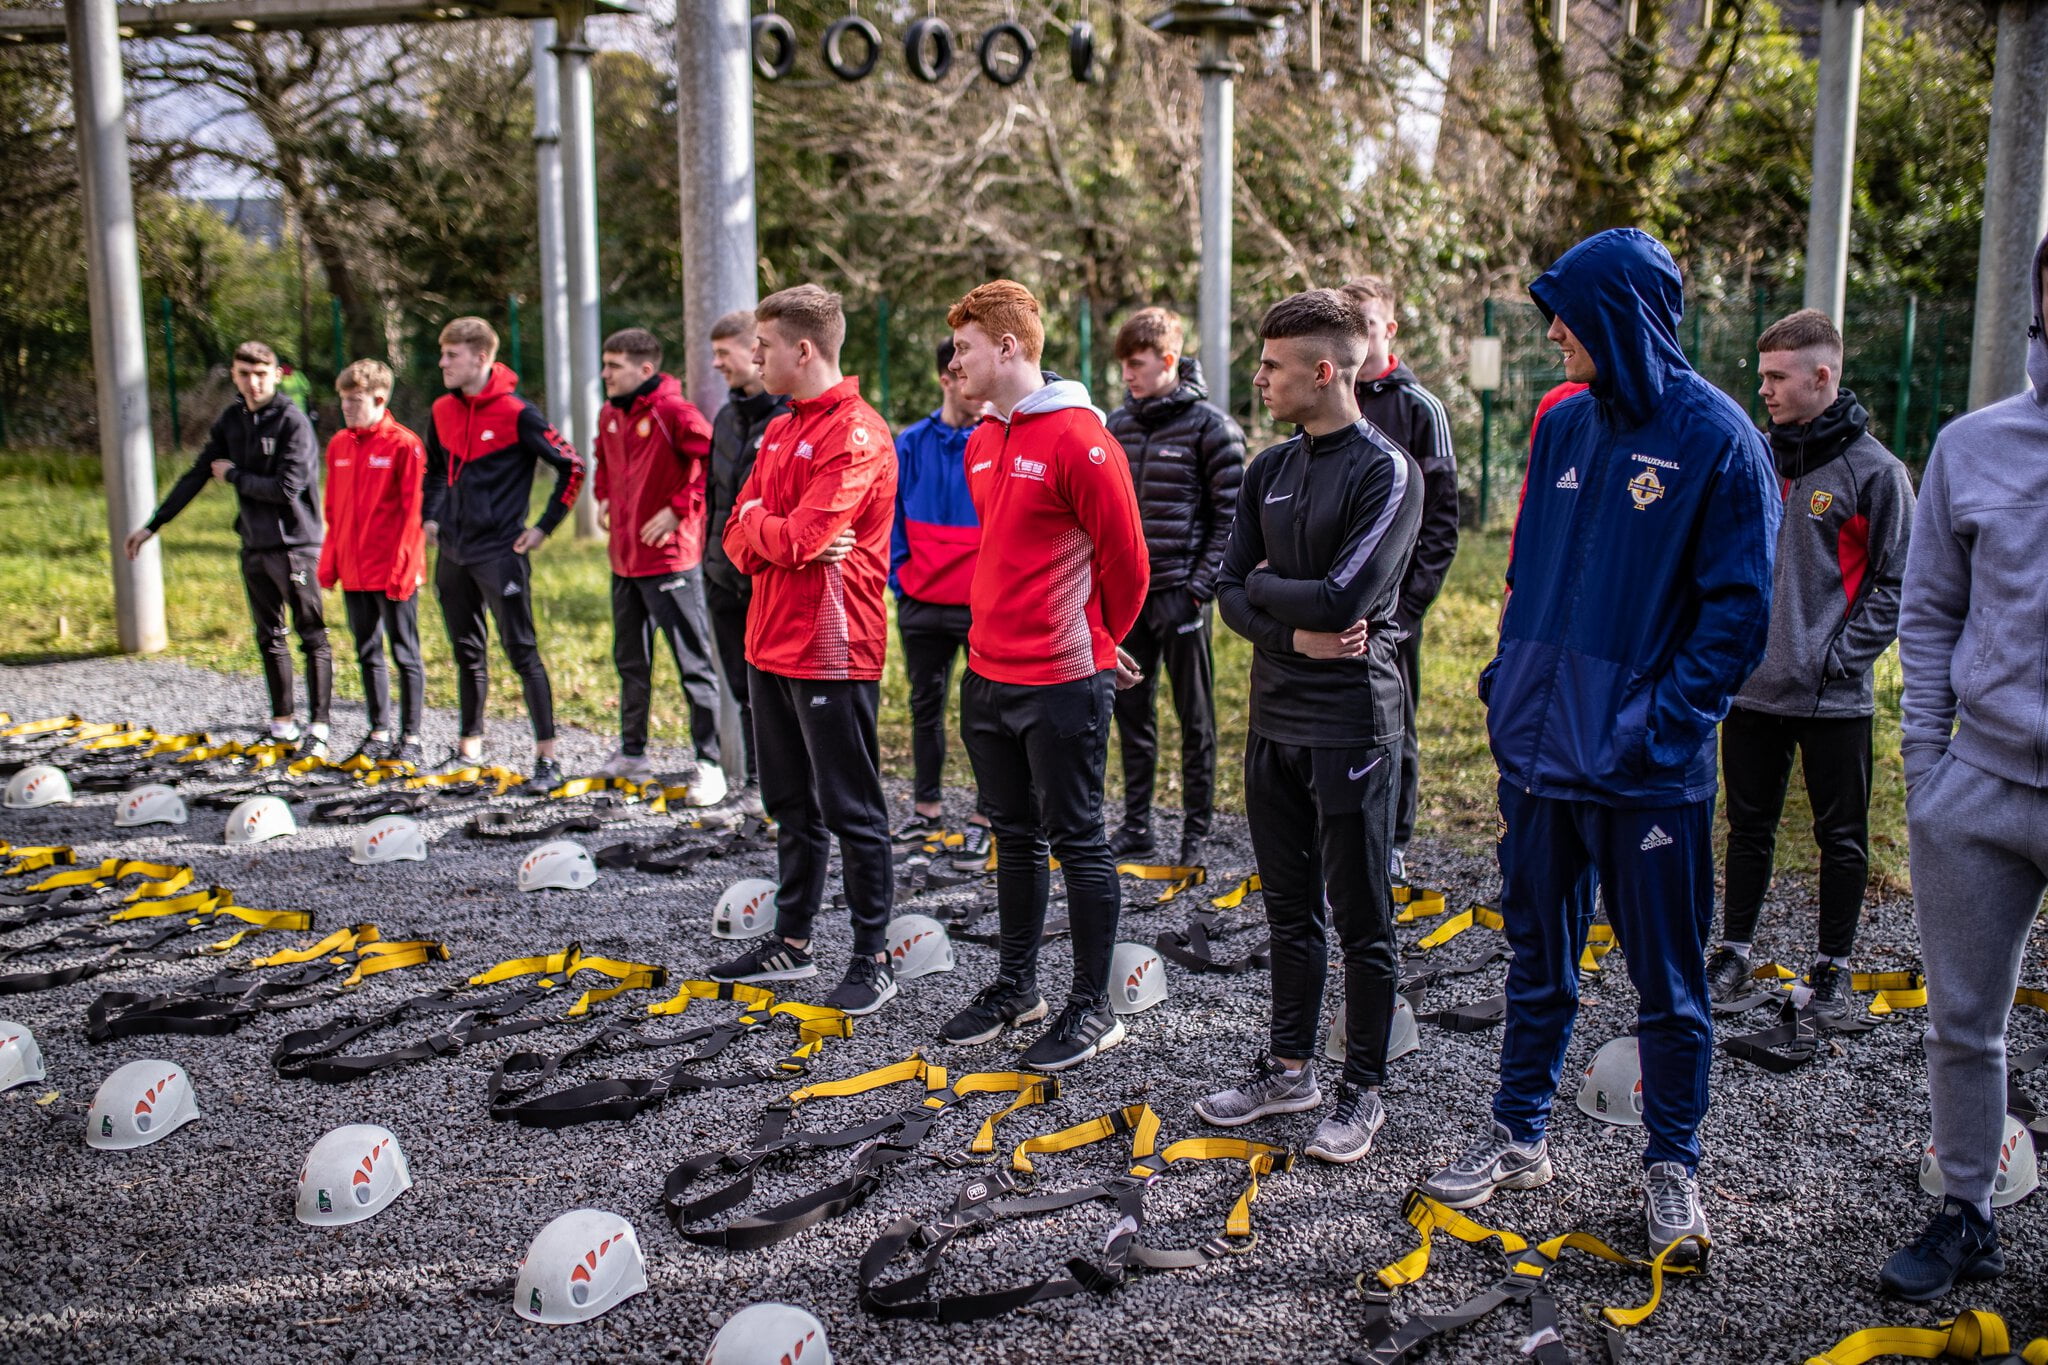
[2030,228,2047,403]
[1529,228,1690,430]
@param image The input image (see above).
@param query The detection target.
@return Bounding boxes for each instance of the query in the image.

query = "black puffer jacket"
[705,386,789,597]
[1105,357,1246,600]
[1355,359,1460,628]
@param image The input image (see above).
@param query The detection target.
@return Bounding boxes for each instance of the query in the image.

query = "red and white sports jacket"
[594,373,714,578]
[317,412,428,599]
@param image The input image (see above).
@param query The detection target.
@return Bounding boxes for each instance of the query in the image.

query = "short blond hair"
[710,309,756,342]
[947,279,1045,364]
[335,359,394,399]
[1339,275,1398,320]
[1113,307,1184,362]
[439,316,498,355]
[755,285,846,361]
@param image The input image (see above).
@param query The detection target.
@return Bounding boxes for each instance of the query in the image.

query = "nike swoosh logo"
[1349,757,1385,780]
[1265,491,1293,503]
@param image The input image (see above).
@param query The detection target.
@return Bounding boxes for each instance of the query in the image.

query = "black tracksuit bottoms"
[1395,624,1424,850]
[611,569,723,763]
[1246,732,1401,1089]
[241,546,332,724]
[897,596,981,809]
[342,590,423,737]
[1719,705,1874,958]
[961,668,1121,1006]
[1111,586,1218,837]
[748,667,893,956]
[707,579,756,785]
[435,551,556,742]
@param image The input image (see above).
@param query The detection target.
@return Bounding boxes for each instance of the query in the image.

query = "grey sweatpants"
[1906,750,2047,1206]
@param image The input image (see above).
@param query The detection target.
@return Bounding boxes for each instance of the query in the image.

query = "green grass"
[0,448,1906,890]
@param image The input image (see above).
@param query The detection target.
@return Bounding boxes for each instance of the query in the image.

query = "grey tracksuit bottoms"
[1907,750,2048,1207]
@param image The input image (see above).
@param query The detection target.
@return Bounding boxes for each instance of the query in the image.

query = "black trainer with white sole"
[824,955,898,1016]
[1021,998,1125,1073]
[939,977,1048,1045]
[707,938,818,984]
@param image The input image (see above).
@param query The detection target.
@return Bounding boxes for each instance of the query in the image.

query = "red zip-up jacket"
[593,373,713,577]
[317,412,428,600]
[965,380,1149,684]
[722,375,896,680]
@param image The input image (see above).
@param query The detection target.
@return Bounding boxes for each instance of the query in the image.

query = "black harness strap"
[272,984,562,1082]
[1155,907,1271,975]
[85,962,345,1041]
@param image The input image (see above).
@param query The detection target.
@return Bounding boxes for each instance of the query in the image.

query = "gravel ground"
[0,657,2043,1365]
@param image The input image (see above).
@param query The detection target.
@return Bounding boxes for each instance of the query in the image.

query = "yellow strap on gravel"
[108,886,232,921]
[1117,862,1206,902]
[1417,903,1506,951]
[1579,922,1619,971]
[1853,969,1927,1014]
[0,714,80,738]
[647,977,778,1018]
[145,732,209,756]
[251,924,383,966]
[175,739,247,763]
[1393,885,1450,923]
[200,905,316,952]
[78,728,156,751]
[1806,1309,2048,1365]
[1210,873,1261,909]
[1525,1229,1707,1328]
[27,858,124,890]
[1011,1102,1161,1175]
[768,1001,854,1060]
[120,865,193,901]
[1157,1134,1293,1238]
[343,938,449,986]
[0,845,74,877]
[1375,1191,1531,1289]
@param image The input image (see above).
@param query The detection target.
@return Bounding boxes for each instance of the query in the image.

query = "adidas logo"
[1556,467,1580,490]
[1639,825,1673,851]
[502,581,522,597]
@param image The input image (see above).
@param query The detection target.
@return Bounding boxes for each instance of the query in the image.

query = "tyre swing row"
[750,3,1098,87]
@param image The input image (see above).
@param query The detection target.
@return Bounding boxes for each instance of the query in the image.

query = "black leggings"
[611,570,722,762]
[1720,706,1873,958]
[1111,586,1218,836]
[434,551,555,741]
[706,579,756,784]
[897,596,974,806]
[343,590,423,736]
[241,547,332,723]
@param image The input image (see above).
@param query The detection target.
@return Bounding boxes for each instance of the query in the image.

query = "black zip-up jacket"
[421,362,582,567]
[148,393,321,551]
[705,385,790,597]
[1218,420,1423,748]
[1105,357,1246,601]
[1355,359,1460,629]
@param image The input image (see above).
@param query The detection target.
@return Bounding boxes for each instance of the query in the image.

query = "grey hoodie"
[1898,229,2048,791]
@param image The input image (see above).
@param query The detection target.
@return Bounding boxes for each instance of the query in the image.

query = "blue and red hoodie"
[422,362,583,566]
[890,409,979,605]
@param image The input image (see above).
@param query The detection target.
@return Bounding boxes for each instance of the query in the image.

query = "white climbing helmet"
[116,783,187,828]
[713,877,779,939]
[513,1208,649,1324]
[350,815,427,866]
[1323,997,1420,1064]
[1920,1113,2039,1209]
[705,1303,835,1365]
[85,1058,199,1150]
[1109,942,1167,1016]
[519,839,597,892]
[297,1123,414,1226]
[884,914,954,979]
[5,764,71,809]
[0,1021,46,1092]
[1576,1036,1645,1127]
[225,795,296,845]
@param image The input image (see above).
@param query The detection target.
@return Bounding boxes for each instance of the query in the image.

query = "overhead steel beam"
[2,1,637,44]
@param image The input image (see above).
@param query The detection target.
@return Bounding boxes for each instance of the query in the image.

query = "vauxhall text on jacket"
[593,372,714,578]
[890,409,980,605]
[1734,390,1913,719]
[151,393,322,551]
[1483,228,1780,807]
[1354,358,1460,627]
[964,380,1150,685]
[317,412,427,599]
[1103,357,1245,601]
[706,387,789,598]
[421,362,584,565]
[721,375,896,681]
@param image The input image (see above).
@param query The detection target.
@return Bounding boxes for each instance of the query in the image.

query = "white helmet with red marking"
[0,1021,45,1092]
[705,1303,834,1365]
[85,1059,199,1150]
[350,815,426,866]
[514,1208,649,1324]
[5,764,71,809]
[297,1123,414,1226]
[116,783,187,828]
[1109,941,1167,1016]
[1576,1035,1645,1127]
[883,914,954,979]
[225,795,296,845]
[1921,1113,2039,1209]
[713,878,779,939]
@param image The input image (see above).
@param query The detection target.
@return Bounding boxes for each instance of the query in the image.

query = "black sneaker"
[824,955,898,1016]
[345,734,392,765]
[893,811,944,845]
[1879,1200,2004,1302]
[430,747,484,773]
[1804,959,1852,1025]
[939,976,1048,1045]
[1110,819,1156,861]
[1176,830,1207,869]
[707,938,818,984]
[1705,946,1753,1004]
[295,732,330,762]
[391,737,426,768]
[523,756,565,796]
[950,824,992,872]
[1021,997,1126,1073]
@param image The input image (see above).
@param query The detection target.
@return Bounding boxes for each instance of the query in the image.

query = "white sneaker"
[596,748,655,782]
[687,760,728,807]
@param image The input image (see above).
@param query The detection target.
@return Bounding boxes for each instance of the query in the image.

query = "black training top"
[150,393,322,551]
[1216,418,1423,749]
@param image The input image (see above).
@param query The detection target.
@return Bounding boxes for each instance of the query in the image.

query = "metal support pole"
[531,20,574,444]
[508,294,523,375]
[66,0,166,654]
[556,2,603,538]
[161,296,180,450]
[1484,0,1498,53]
[676,0,761,779]
[1198,31,1238,416]
[1078,296,1095,401]
[1969,0,2048,409]
[1894,293,1918,453]
[1478,297,1494,527]
[1804,0,1864,326]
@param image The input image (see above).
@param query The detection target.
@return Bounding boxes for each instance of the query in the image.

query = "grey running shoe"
[295,733,330,762]
[1645,1161,1710,1261]
[1803,959,1852,1025]
[596,748,655,782]
[1021,997,1126,1073]
[1705,945,1753,1004]
[707,938,817,984]
[824,955,897,1016]
[1193,1054,1323,1128]
[1416,1120,1554,1209]
[1305,1085,1386,1164]
[522,756,565,796]
[940,976,1048,1045]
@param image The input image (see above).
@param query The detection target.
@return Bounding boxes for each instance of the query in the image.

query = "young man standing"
[1880,231,2048,1302]
[593,327,728,804]
[124,341,332,756]
[1708,309,1914,1015]
[422,316,583,793]
[1103,307,1244,867]
[890,338,993,866]
[1197,291,1422,1161]
[1419,230,1777,1259]
[317,360,427,766]
[712,285,899,1016]
[705,310,788,809]
[936,280,1149,1073]
[1342,276,1461,882]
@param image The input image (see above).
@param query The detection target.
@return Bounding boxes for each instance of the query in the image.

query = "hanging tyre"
[904,16,956,83]
[751,13,797,81]
[1068,20,1098,83]
[978,20,1037,87]
[823,15,883,81]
